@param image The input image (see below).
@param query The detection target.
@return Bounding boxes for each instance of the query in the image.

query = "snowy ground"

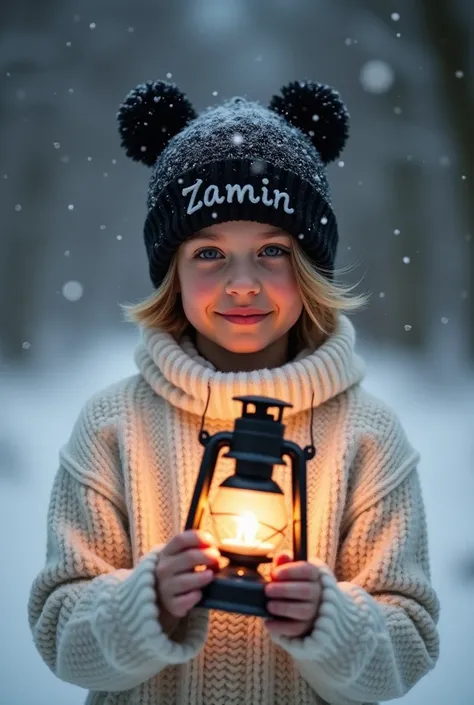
[1,332,473,705]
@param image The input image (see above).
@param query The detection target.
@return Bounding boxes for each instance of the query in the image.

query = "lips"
[217,309,271,326]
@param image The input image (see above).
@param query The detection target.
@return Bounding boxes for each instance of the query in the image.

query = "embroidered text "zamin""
[181,178,295,215]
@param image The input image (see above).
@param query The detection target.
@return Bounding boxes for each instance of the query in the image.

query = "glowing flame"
[233,511,259,545]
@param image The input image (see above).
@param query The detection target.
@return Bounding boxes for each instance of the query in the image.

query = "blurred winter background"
[0,0,473,703]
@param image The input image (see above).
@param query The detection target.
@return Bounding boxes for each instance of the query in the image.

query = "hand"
[155,530,221,625]
[264,552,323,638]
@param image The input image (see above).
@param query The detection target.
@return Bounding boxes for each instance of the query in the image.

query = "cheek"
[269,266,302,300]
[182,276,215,301]
[179,271,218,319]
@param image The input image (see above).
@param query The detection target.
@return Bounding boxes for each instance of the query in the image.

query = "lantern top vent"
[233,395,293,423]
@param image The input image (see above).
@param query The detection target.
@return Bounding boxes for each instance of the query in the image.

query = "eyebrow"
[188,228,288,241]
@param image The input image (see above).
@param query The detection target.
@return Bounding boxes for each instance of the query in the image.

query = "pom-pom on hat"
[117,79,350,288]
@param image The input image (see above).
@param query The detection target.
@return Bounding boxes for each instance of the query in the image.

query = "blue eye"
[193,244,290,260]
[260,245,289,257]
[195,248,223,260]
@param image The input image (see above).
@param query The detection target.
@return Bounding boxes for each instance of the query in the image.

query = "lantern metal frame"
[184,395,315,618]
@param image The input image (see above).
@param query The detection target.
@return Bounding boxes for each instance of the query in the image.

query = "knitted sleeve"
[27,395,209,692]
[270,424,440,703]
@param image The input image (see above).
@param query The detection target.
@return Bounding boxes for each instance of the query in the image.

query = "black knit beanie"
[117,79,350,288]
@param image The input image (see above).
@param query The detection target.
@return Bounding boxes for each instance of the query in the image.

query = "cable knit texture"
[28,315,440,705]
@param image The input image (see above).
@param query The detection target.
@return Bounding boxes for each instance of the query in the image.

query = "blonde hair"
[121,242,369,348]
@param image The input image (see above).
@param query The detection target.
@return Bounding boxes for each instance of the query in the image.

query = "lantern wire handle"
[199,380,212,443]
[304,391,316,459]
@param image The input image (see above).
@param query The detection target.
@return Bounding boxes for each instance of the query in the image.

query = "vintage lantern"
[185,395,315,617]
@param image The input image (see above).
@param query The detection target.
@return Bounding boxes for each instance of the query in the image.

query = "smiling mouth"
[217,312,271,325]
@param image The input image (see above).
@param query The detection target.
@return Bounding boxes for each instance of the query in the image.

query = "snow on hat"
[117,79,350,288]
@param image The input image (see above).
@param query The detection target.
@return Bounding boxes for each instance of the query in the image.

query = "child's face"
[176,221,303,357]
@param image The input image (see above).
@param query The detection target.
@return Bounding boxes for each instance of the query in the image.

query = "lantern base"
[198,564,269,617]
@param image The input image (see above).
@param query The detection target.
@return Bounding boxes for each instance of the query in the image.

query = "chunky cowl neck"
[134,314,366,421]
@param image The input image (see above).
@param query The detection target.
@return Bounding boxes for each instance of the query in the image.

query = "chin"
[213,335,272,355]
[224,343,267,355]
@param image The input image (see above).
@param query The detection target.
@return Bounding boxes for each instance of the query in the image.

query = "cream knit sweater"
[28,315,440,705]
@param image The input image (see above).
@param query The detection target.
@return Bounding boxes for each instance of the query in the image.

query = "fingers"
[264,567,323,632]
[266,599,317,621]
[168,590,203,617]
[271,560,320,582]
[265,579,322,602]
[168,546,221,575]
[264,560,324,638]
[156,530,222,619]
[157,558,217,618]
[273,552,293,568]
[168,568,216,596]
[161,530,215,558]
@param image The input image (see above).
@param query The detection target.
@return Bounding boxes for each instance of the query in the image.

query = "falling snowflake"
[89,22,96,29]
[404,325,412,331]
[338,160,345,167]
[312,114,320,122]
[320,216,328,225]
[394,229,400,235]
[64,250,70,257]
[68,204,74,210]
[14,204,22,212]
[22,341,31,350]
[100,224,106,230]
[232,133,244,146]
[87,156,92,162]
[394,106,402,115]
[359,60,395,94]
[212,91,219,97]
[462,175,467,180]
[379,292,385,298]
[391,12,400,21]
[250,160,266,175]
[403,256,410,264]
[66,41,72,47]
[53,142,60,149]
[439,155,450,167]
[127,27,134,33]
[255,55,263,62]
[166,72,172,79]
[116,235,123,240]
[62,281,83,301]
[441,317,449,324]
[455,70,464,79]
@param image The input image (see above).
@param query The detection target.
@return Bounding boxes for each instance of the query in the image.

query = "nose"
[225,264,261,297]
